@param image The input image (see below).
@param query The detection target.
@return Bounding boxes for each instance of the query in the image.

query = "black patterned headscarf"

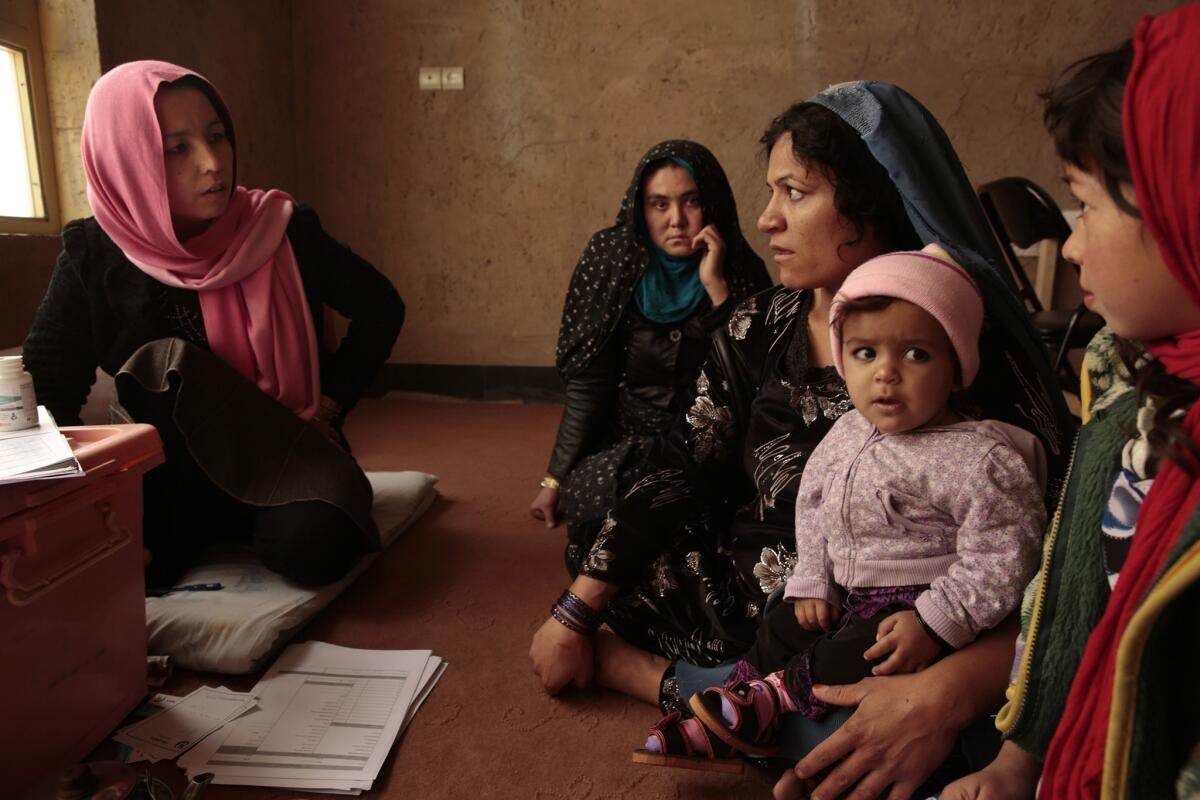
[554,140,771,379]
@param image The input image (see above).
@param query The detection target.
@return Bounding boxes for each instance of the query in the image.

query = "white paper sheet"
[0,406,83,484]
[114,686,256,763]
[180,641,442,791]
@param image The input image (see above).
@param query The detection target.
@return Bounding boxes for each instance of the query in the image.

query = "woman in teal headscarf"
[531,83,1075,797]
[529,140,770,575]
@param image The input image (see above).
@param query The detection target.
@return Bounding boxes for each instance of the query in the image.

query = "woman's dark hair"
[1041,41,1139,217]
[640,157,700,211]
[159,74,237,178]
[760,102,920,254]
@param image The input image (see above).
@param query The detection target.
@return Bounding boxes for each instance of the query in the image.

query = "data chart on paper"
[0,435,58,472]
[211,668,409,771]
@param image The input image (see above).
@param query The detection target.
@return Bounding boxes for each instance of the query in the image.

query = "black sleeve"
[690,295,734,337]
[291,206,404,412]
[581,327,751,586]
[546,335,620,479]
[21,247,98,427]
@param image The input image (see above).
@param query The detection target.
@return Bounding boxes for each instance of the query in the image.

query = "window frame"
[0,7,62,236]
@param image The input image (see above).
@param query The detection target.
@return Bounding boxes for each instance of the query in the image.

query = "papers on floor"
[115,687,258,764]
[179,641,446,794]
[0,406,83,484]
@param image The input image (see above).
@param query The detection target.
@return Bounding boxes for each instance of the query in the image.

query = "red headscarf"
[1041,4,1200,796]
[81,61,320,419]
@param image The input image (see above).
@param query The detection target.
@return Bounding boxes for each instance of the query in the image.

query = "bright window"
[1,0,60,236]
[0,42,45,219]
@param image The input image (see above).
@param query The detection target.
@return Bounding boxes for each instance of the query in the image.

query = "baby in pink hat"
[635,245,1048,772]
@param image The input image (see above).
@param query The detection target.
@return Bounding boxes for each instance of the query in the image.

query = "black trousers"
[742,598,910,695]
[134,379,365,589]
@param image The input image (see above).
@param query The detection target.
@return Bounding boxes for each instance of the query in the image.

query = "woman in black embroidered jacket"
[531,82,1075,796]
[529,140,769,574]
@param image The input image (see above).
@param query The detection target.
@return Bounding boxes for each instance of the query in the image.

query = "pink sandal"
[688,679,786,756]
[631,711,744,774]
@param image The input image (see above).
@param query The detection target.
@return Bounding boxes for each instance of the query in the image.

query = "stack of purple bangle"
[551,589,602,636]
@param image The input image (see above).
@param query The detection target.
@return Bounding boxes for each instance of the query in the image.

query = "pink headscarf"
[81,60,320,420]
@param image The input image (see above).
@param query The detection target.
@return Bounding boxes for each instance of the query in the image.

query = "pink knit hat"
[830,244,984,386]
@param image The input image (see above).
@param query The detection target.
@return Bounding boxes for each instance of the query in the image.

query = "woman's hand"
[940,741,1040,800]
[529,614,594,694]
[863,610,942,676]
[794,598,842,631]
[776,615,1018,800]
[311,394,345,447]
[530,576,617,695]
[776,672,961,800]
[692,224,729,306]
[529,485,561,528]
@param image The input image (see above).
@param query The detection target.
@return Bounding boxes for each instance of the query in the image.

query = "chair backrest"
[978,177,1075,313]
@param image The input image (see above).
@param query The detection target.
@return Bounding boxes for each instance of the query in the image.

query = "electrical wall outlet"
[419,67,442,91]
[442,66,464,91]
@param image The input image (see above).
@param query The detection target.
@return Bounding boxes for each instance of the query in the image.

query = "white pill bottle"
[0,355,38,432]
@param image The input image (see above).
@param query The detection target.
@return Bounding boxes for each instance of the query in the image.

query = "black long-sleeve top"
[546,298,732,480]
[22,205,403,426]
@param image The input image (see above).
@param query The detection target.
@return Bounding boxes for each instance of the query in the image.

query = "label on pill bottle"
[0,372,37,432]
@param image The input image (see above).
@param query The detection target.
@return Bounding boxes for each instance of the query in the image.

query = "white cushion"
[144,471,438,674]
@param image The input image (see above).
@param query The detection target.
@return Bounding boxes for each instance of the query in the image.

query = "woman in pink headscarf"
[23,61,403,587]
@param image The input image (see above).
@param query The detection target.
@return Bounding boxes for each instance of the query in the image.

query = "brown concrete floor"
[139,395,779,799]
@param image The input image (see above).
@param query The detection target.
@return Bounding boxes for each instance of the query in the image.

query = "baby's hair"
[830,294,896,329]
[833,294,965,389]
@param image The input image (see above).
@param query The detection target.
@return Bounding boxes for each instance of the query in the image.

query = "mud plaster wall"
[19,2,1179,363]
[38,0,101,224]
[0,0,296,347]
[0,0,95,348]
[93,0,297,197]
[292,0,1182,367]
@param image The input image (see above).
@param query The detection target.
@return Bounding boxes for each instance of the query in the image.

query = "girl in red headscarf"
[23,61,404,588]
[943,5,1200,798]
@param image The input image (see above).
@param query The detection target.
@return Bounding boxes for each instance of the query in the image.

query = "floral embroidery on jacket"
[651,553,678,596]
[753,546,798,594]
[687,395,732,461]
[728,297,759,340]
[584,515,617,573]
[686,370,733,462]
[782,377,852,426]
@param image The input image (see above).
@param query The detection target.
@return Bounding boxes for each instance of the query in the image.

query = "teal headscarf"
[555,141,770,379]
[634,157,707,323]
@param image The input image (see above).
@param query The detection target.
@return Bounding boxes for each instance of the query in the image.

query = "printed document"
[180,641,443,792]
[0,406,83,484]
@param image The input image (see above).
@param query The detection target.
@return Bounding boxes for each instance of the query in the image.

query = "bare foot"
[593,628,670,705]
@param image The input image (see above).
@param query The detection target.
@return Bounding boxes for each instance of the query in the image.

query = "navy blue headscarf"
[809,80,1073,478]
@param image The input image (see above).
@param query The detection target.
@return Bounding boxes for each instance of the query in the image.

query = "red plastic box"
[0,424,163,795]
